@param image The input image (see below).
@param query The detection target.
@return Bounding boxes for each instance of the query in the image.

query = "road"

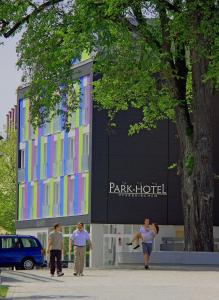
[2,266,219,300]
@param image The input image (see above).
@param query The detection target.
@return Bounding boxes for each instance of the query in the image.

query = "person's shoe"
[73,273,78,276]
[51,274,54,277]
[133,244,140,249]
[79,273,84,276]
[144,265,149,270]
[126,242,132,246]
[57,272,64,277]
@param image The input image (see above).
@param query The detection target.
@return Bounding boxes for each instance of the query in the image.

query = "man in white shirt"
[70,222,92,276]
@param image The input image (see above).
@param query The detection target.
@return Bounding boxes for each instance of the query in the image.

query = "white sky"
[0,34,22,135]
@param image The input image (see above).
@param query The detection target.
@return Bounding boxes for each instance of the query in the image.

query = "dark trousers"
[50,250,62,275]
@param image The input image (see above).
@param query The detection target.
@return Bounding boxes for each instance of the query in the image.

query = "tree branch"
[2,0,64,38]
[163,0,180,13]
[157,1,192,131]
[130,3,161,49]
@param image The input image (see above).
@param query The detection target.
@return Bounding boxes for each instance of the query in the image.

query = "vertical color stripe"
[25,100,29,140]
[63,176,68,216]
[78,174,82,214]
[47,135,51,178]
[37,181,40,218]
[28,183,32,219]
[24,184,28,219]
[25,142,28,182]
[63,132,68,175]
[79,77,84,126]
[57,133,61,176]
[19,100,23,141]
[67,176,71,215]
[85,174,89,214]
[78,127,83,172]
[74,174,78,215]
[49,178,54,217]
[31,141,35,181]
[40,180,44,218]
[28,142,32,181]
[37,137,41,180]
[33,182,37,219]
[75,129,79,173]
[60,176,64,216]
[86,75,91,125]
[51,135,55,177]
[40,136,45,179]
[19,185,23,220]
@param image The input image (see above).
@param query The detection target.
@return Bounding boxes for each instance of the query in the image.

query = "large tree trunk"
[190,50,214,251]
[175,53,214,251]
[158,0,214,251]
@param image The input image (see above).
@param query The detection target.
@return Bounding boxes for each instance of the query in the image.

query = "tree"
[0,130,16,233]
[1,0,219,250]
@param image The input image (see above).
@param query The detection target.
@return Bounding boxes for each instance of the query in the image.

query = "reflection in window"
[21,237,38,248]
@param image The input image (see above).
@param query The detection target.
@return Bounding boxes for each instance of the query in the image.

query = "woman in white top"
[127,218,159,269]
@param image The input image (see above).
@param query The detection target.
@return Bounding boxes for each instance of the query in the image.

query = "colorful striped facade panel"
[18,74,91,220]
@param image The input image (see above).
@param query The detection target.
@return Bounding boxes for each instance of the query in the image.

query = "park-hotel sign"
[109,182,167,198]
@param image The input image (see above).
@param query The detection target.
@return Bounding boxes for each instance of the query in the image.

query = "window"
[21,237,38,248]
[22,185,26,211]
[34,144,38,166]
[37,232,47,249]
[71,112,76,128]
[83,133,89,156]
[54,140,57,162]
[1,238,21,249]
[54,114,60,132]
[44,183,50,206]
[44,142,48,165]
[68,176,74,213]
[20,150,25,169]
[22,107,26,124]
[68,137,74,161]
[60,139,64,161]
[82,176,86,210]
[54,181,60,205]
[31,185,34,215]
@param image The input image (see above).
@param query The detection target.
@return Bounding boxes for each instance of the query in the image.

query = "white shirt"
[139,226,155,243]
[70,229,90,246]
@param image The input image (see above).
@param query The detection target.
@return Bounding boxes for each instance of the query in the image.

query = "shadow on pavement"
[114,264,219,272]
[6,296,91,300]
[1,271,61,284]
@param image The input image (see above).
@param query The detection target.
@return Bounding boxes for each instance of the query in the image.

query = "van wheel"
[22,258,35,270]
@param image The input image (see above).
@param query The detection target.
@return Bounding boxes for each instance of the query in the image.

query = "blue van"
[0,235,45,270]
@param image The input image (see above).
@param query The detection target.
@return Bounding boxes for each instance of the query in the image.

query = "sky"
[0,34,22,135]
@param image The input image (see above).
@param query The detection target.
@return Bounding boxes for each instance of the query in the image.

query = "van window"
[1,237,21,249]
[21,237,38,248]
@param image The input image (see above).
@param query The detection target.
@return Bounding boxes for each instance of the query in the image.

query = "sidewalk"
[2,266,219,300]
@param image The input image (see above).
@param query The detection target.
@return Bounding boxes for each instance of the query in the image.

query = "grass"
[0,285,8,298]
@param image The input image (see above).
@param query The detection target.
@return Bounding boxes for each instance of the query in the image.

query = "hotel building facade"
[16,59,219,266]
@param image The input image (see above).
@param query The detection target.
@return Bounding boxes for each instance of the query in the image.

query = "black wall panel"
[91,99,219,225]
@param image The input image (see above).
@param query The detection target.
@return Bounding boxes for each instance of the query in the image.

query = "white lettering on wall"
[109,182,167,198]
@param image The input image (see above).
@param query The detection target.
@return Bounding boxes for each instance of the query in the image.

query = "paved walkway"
[2,266,219,300]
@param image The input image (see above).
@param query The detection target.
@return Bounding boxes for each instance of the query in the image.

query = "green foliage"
[168,163,177,170]
[0,0,216,130]
[0,130,16,233]
[0,1,218,134]
[0,286,8,298]
[185,152,194,176]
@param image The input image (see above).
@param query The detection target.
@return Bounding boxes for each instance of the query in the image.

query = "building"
[6,105,17,135]
[16,59,219,267]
